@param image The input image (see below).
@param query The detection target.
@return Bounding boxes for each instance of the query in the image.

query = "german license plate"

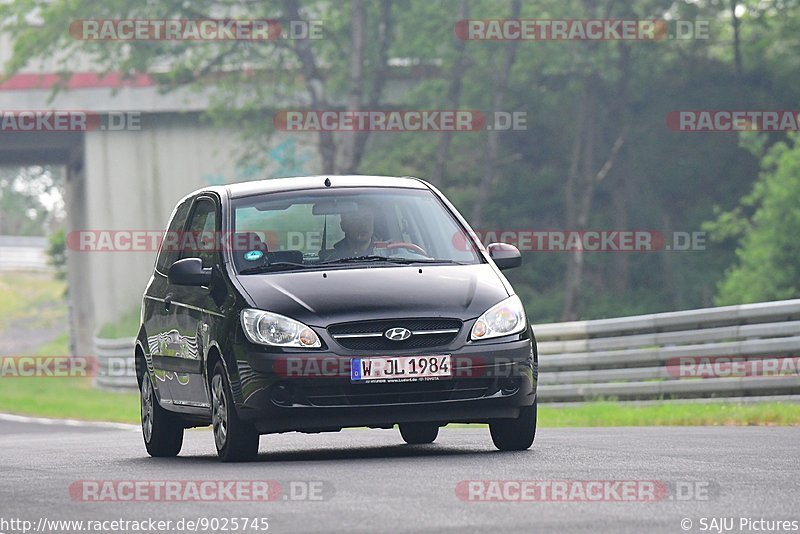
[351,355,451,382]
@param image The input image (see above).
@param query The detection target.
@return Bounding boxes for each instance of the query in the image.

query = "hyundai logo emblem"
[384,327,412,341]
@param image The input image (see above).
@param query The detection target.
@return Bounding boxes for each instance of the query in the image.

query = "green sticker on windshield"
[244,250,264,261]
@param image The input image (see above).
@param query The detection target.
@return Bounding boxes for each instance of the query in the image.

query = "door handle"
[164,294,173,310]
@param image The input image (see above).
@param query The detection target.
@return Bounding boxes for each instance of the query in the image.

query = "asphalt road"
[1,416,798,534]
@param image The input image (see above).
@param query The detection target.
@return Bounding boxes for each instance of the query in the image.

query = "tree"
[4,0,800,321]
[0,166,64,236]
[0,0,396,174]
[47,228,68,283]
[708,132,800,304]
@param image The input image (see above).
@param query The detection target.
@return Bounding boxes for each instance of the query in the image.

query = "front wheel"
[140,374,184,457]
[489,399,537,451]
[211,361,260,462]
[399,422,439,444]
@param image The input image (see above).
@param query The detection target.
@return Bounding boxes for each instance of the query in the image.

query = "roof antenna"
[324,177,331,187]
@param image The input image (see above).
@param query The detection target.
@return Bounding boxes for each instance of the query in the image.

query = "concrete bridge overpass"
[0,50,319,355]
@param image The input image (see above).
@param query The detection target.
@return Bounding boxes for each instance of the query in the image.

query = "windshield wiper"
[320,255,465,266]
[239,261,309,274]
[242,256,467,273]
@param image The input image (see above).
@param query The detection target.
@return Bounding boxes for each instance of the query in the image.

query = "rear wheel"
[211,361,260,462]
[399,422,439,444]
[490,399,537,451]
[140,374,183,457]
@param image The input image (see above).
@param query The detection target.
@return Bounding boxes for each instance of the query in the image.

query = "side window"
[155,198,192,273]
[182,198,219,268]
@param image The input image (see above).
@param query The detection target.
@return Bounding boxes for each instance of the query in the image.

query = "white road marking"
[0,412,139,431]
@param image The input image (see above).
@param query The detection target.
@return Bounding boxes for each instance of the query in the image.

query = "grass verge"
[0,271,66,330]
[0,378,798,426]
[3,331,798,426]
[538,400,800,426]
[0,377,140,424]
[0,330,139,424]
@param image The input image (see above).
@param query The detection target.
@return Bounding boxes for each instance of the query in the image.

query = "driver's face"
[340,210,374,246]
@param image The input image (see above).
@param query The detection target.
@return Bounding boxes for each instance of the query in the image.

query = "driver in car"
[323,206,377,261]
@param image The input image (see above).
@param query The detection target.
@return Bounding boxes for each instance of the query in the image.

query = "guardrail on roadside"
[94,299,800,402]
[535,299,800,403]
[93,336,136,390]
[0,236,51,272]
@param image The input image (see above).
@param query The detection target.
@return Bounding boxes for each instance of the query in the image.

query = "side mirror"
[487,243,522,270]
[168,257,212,287]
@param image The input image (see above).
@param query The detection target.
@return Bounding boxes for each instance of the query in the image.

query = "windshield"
[230,187,482,273]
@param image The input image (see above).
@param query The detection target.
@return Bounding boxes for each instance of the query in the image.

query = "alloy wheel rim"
[141,377,154,442]
[211,374,228,450]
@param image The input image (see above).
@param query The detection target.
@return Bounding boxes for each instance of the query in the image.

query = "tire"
[399,422,439,444]
[140,373,184,457]
[211,361,260,462]
[490,399,537,451]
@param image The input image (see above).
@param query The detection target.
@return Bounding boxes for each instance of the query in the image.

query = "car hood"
[236,264,510,326]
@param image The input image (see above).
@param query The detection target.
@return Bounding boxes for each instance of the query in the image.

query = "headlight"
[470,295,527,341]
[241,308,321,348]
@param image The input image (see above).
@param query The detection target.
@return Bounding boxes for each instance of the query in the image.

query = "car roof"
[190,175,430,201]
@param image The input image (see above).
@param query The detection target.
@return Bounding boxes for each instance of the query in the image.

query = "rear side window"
[182,198,219,268]
[155,198,192,273]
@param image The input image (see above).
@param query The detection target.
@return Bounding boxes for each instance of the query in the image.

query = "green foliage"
[0,167,64,236]
[711,133,800,304]
[46,228,67,282]
[3,0,800,320]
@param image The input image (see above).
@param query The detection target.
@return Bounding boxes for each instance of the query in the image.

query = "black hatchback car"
[137,175,538,461]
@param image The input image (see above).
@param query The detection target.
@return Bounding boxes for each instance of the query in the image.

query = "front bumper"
[232,338,537,434]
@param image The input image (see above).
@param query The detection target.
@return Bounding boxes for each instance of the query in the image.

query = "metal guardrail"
[94,299,800,402]
[536,299,800,403]
[0,247,51,271]
[93,337,137,390]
